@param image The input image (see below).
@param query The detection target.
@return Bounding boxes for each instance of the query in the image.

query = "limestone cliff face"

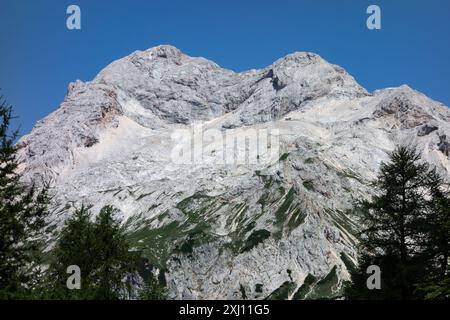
[17,45,450,299]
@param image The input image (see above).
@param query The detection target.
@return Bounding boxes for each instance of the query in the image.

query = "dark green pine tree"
[46,205,96,299]
[0,97,50,299]
[345,146,440,299]
[91,206,139,299]
[415,172,450,300]
[47,205,139,299]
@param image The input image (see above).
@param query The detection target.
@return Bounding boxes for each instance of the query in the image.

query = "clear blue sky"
[1,0,449,136]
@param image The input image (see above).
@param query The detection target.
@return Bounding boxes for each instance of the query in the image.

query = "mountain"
[17,45,450,299]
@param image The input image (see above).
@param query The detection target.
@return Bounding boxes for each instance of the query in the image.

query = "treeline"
[0,98,166,299]
[345,146,450,300]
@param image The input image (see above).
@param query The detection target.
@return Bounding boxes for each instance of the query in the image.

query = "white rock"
[17,45,450,299]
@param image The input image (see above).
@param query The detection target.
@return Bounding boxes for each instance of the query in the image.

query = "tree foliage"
[0,97,50,299]
[345,146,450,300]
[46,205,139,299]
[138,276,168,300]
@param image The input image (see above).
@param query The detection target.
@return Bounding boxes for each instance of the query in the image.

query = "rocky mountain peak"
[145,44,184,59]
[17,46,450,299]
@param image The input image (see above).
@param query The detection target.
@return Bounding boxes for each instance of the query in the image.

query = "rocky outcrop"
[417,124,438,136]
[438,134,450,156]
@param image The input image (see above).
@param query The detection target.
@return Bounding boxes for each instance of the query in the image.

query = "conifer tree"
[415,172,450,300]
[46,205,96,299]
[425,176,450,281]
[47,205,139,299]
[345,146,441,299]
[0,96,50,299]
[92,206,138,299]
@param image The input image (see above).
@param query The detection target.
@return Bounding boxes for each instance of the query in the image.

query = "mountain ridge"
[17,45,450,299]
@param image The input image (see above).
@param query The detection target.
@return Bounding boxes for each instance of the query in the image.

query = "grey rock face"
[438,135,450,156]
[17,45,450,299]
[418,124,438,136]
